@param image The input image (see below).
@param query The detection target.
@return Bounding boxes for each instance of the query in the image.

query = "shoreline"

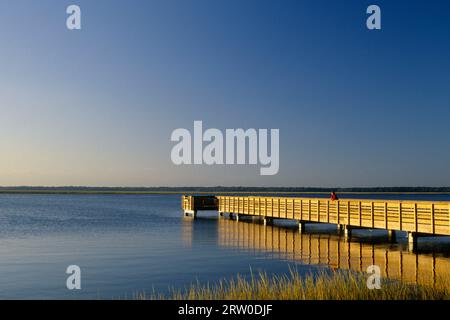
[2,190,450,195]
[139,270,450,300]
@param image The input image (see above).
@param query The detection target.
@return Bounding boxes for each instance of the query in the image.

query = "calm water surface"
[1,194,450,299]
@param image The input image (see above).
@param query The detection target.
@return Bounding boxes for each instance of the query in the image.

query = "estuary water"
[0,193,450,299]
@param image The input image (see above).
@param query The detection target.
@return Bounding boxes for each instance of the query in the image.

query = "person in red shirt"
[330,191,338,201]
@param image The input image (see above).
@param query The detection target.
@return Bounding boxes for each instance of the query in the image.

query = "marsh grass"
[137,269,450,300]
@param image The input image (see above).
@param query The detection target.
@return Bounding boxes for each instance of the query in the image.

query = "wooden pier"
[182,195,450,250]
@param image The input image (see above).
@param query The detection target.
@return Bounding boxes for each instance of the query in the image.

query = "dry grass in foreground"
[138,270,450,300]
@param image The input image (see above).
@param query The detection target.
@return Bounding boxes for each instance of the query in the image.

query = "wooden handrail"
[209,196,450,236]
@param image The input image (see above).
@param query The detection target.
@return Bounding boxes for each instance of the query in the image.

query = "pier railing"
[182,195,194,212]
[215,196,450,236]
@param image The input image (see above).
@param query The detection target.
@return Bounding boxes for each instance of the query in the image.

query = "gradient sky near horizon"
[1,0,449,187]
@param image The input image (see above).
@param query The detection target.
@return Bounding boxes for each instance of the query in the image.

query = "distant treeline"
[1,186,450,193]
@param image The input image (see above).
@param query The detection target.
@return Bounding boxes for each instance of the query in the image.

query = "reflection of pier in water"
[217,218,450,287]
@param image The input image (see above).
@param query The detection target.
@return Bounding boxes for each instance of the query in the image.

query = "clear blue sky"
[0,0,449,187]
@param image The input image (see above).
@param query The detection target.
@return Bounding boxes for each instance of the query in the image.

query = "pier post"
[235,214,240,222]
[298,221,305,233]
[263,217,273,226]
[184,210,197,218]
[407,232,418,252]
[344,225,352,238]
[388,230,396,242]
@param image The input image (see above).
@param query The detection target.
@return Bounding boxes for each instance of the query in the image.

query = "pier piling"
[344,225,352,238]
[388,230,396,242]
[407,232,418,252]
[299,221,305,233]
[264,217,273,226]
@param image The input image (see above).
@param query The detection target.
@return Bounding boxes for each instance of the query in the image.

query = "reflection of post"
[371,246,375,267]
[308,234,312,264]
[285,229,288,256]
[399,250,403,282]
[181,219,194,247]
[359,244,363,272]
[292,229,296,260]
[264,223,267,247]
[336,236,341,269]
[298,232,303,260]
[270,225,274,253]
[236,219,240,248]
[278,226,281,252]
[252,218,255,250]
[317,236,321,265]
[415,253,419,284]
[347,241,351,269]
[432,253,436,289]
[385,250,389,278]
